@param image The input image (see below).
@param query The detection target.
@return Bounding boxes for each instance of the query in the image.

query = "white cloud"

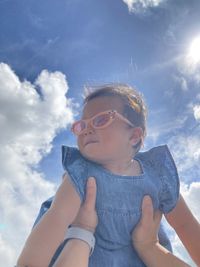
[174,75,188,91]
[145,111,187,147]
[122,0,164,12]
[168,135,200,180]
[193,104,200,121]
[0,63,75,266]
[181,58,200,80]
[180,182,200,220]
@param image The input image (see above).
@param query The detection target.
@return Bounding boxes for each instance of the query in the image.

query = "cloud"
[173,75,188,91]
[181,182,200,221]
[193,104,200,121]
[122,0,165,12]
[145,110,188,148]
[181,58,200,81]
[168,134,200,181]
[0,63,75,266]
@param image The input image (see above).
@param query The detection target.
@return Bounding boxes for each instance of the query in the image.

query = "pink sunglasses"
[71,109,135,136]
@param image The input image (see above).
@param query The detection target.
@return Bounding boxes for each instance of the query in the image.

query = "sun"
[188,36,200,64]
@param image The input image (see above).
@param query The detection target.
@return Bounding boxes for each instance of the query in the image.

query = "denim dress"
[33,145,180,267]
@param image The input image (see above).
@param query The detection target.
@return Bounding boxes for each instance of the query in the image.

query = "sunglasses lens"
[72,121,86,134]
[93,113,111,127]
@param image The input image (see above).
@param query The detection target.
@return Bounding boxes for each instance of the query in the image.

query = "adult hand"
[132,197,192,267]
[72,177,98,233]
[132,195,162,252]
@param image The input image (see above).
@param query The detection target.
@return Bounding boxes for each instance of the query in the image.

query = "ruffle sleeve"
[151,145,180,213]
[62,145,88,201]
[138,145,180,213]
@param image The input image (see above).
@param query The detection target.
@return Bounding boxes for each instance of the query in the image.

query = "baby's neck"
[101,157,141,176]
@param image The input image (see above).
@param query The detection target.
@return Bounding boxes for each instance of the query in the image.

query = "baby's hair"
[83,83,147,152]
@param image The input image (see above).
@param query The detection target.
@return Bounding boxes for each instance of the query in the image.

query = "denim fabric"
[33,145,180,267]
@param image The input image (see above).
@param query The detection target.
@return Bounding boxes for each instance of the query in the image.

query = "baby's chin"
[79,147,103,165]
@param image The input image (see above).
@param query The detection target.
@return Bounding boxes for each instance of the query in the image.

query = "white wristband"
[65,226,95,255]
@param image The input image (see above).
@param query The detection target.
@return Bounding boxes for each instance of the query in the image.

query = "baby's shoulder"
[136,145,178,175]
[61,145,90,201]
[136,145,171,164]
[62,145,90,169]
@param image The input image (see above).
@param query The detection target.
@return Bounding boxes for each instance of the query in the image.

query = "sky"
[0,0,200,266]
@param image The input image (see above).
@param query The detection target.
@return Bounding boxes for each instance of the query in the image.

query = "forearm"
[166,195,200,266]
[17,175,81,267]
[175,221,200,266]
[17,208,70,267]
[135,242,191,267]
[53,239,90,267]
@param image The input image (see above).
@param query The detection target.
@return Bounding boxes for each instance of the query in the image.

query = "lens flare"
[188,36,200,64]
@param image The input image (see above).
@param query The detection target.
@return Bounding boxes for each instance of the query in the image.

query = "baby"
[18,84,200,267]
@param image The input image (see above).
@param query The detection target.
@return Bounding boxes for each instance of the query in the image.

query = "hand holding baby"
[72,177,98,234]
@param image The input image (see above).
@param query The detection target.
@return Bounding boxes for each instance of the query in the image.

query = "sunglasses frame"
[71,109,135,136]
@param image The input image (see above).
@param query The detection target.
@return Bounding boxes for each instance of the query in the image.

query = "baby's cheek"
[101,131,116,143]
[77,137,83,148]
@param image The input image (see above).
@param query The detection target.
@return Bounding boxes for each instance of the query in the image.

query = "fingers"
[154,209,162,225]
[141,195,162,227]
[141,195,154,224]
[83,177,97,211]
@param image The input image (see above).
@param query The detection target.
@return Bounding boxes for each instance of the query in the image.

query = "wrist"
[72,222,96,234]
[65,226,95,255]
[67,238,91,253]
[133,239,159,256]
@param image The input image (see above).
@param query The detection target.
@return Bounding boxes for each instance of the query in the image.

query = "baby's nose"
[84,122,95,135]
[84,130,94,136]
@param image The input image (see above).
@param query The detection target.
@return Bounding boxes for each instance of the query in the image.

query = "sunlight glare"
[188,36,200,64]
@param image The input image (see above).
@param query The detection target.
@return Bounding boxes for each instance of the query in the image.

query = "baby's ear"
[130,127,143,146]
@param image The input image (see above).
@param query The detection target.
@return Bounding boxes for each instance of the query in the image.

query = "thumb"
[154,209,162,226]
[141,195,154,225]
[83,177,97,211]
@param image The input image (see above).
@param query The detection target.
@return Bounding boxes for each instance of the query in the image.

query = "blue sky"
[0,0,200,266]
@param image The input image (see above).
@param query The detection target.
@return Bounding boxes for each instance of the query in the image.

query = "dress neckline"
[92,154,145,179]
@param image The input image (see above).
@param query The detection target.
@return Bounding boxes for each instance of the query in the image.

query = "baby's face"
[77,96,135,164]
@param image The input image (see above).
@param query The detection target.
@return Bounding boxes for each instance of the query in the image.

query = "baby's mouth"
[84,140,98,146]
